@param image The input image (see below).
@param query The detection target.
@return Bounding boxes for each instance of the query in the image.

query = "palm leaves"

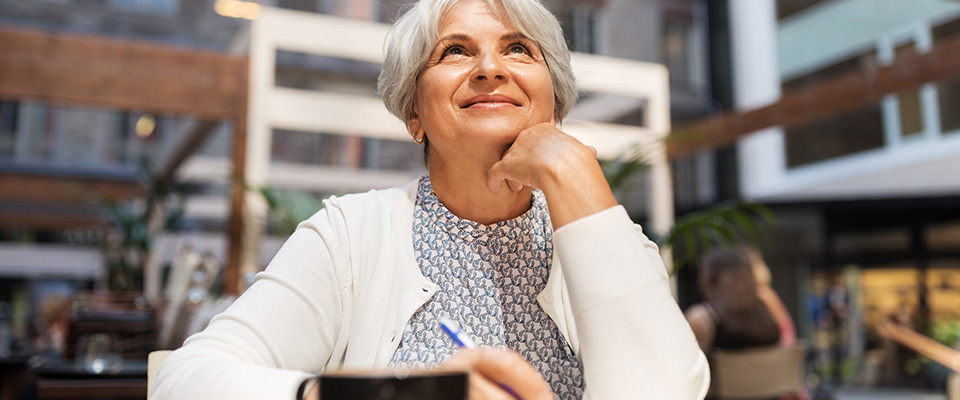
[256,187,327,236]
[601,149,774,275]
[665,201,774,274]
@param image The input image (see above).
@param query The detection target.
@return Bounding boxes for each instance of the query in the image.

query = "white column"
[729,0,785,200]
[241,11,275,290]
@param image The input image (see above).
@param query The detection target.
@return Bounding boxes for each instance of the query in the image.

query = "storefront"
[798,199,960,390]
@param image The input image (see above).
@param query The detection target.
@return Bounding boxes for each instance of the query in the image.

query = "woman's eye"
[509,44,529,54]
[442,45,464,58]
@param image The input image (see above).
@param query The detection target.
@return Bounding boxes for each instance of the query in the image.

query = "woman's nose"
[470,52,508,82]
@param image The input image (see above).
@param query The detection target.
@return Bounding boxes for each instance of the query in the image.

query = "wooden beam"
[0,172,143,206]
[226,114,247,295]
[0,172,142,229]
[0,205,106,229]
[667,34,960,159]
[226,57,250,294]
[0,26,247,121]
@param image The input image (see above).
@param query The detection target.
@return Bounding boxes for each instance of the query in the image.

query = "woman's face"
[409,0,555,162]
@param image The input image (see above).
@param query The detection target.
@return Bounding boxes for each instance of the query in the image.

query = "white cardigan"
[153,180,709,400]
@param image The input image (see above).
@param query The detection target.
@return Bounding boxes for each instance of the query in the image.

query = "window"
[935,76,960,134]
[785,105,884,168]
[275,0,317,13]
[661,4,696,89]
[662,18,692,87]
[776,0,826,21]
[558,5,597,53]
[894,42,924,138]
[107,0,179,16]
[782,50,878,92]
[0,101,182,172]
[274,51,380,96]
[934,17,960,134]
[670,145,738,211]
[276,0,378,20]
[782,50,884,167]
[0,102,17,159]
[14,102,50,163]
[324,0,376,20]
[271,129,423,171]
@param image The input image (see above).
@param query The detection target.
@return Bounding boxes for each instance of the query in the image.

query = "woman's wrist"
[540,155,617,229]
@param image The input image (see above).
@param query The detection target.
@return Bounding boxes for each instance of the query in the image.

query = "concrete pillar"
[729,0,784,199]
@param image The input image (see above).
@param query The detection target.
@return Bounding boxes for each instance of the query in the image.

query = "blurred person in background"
[746,245,797,347]
[153,0,709,398]
[687,247,810,400]
[685,247,781,352]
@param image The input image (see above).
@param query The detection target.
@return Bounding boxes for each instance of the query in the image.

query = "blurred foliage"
[257,187,326,236]
[908,318,960,379]
[664,201,775,274]
[929,318,960,347]
[96,157,196,291]
[601,148,774,275]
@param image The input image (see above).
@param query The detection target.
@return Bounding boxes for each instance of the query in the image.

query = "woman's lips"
[461,94,521,108]
[466,102,517,109]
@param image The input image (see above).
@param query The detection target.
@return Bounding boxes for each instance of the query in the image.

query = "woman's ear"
[408,109,423,141]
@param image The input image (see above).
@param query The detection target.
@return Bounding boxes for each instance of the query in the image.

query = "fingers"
[443,351,512,399]
[487,167,506,194]
[506,179,524,192]
[468,373,518,400]
[441,348,552,400]
[486,168,526,194]
[487,124,599,195]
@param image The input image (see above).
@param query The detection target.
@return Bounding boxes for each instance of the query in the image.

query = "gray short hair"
[378,0,577,127]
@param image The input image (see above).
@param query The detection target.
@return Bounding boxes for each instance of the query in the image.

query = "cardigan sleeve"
[552,206,710,400]
[151,200,352,400]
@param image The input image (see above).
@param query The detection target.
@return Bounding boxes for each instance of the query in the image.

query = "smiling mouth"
[464,102,518,109]
[461,94,521,109]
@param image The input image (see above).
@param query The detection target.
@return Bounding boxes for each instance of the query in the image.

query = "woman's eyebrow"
[436,32,529,44]
[501,32,529,42]
[437,33,471,43]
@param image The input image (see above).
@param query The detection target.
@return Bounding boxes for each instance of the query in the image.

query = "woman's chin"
[457,119,530,140]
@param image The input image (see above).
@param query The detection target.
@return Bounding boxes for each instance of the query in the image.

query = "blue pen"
[438,316,477,349]
[438,317,523,400]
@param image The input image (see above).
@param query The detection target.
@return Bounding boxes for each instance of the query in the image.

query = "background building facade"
[674,0,960,390]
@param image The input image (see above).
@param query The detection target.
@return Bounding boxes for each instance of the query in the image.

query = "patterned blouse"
[389,176,585,398]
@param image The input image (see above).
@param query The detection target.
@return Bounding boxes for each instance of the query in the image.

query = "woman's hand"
[440,348,553,400]
[302,348,549,400]
[486,122,617,229]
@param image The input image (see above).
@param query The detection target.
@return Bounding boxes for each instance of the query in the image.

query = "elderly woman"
[153,0,708,398]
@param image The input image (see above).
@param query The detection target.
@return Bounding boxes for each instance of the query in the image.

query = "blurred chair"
[709,343,806,400]
[147,350,172,400]
[65,291,158,362]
